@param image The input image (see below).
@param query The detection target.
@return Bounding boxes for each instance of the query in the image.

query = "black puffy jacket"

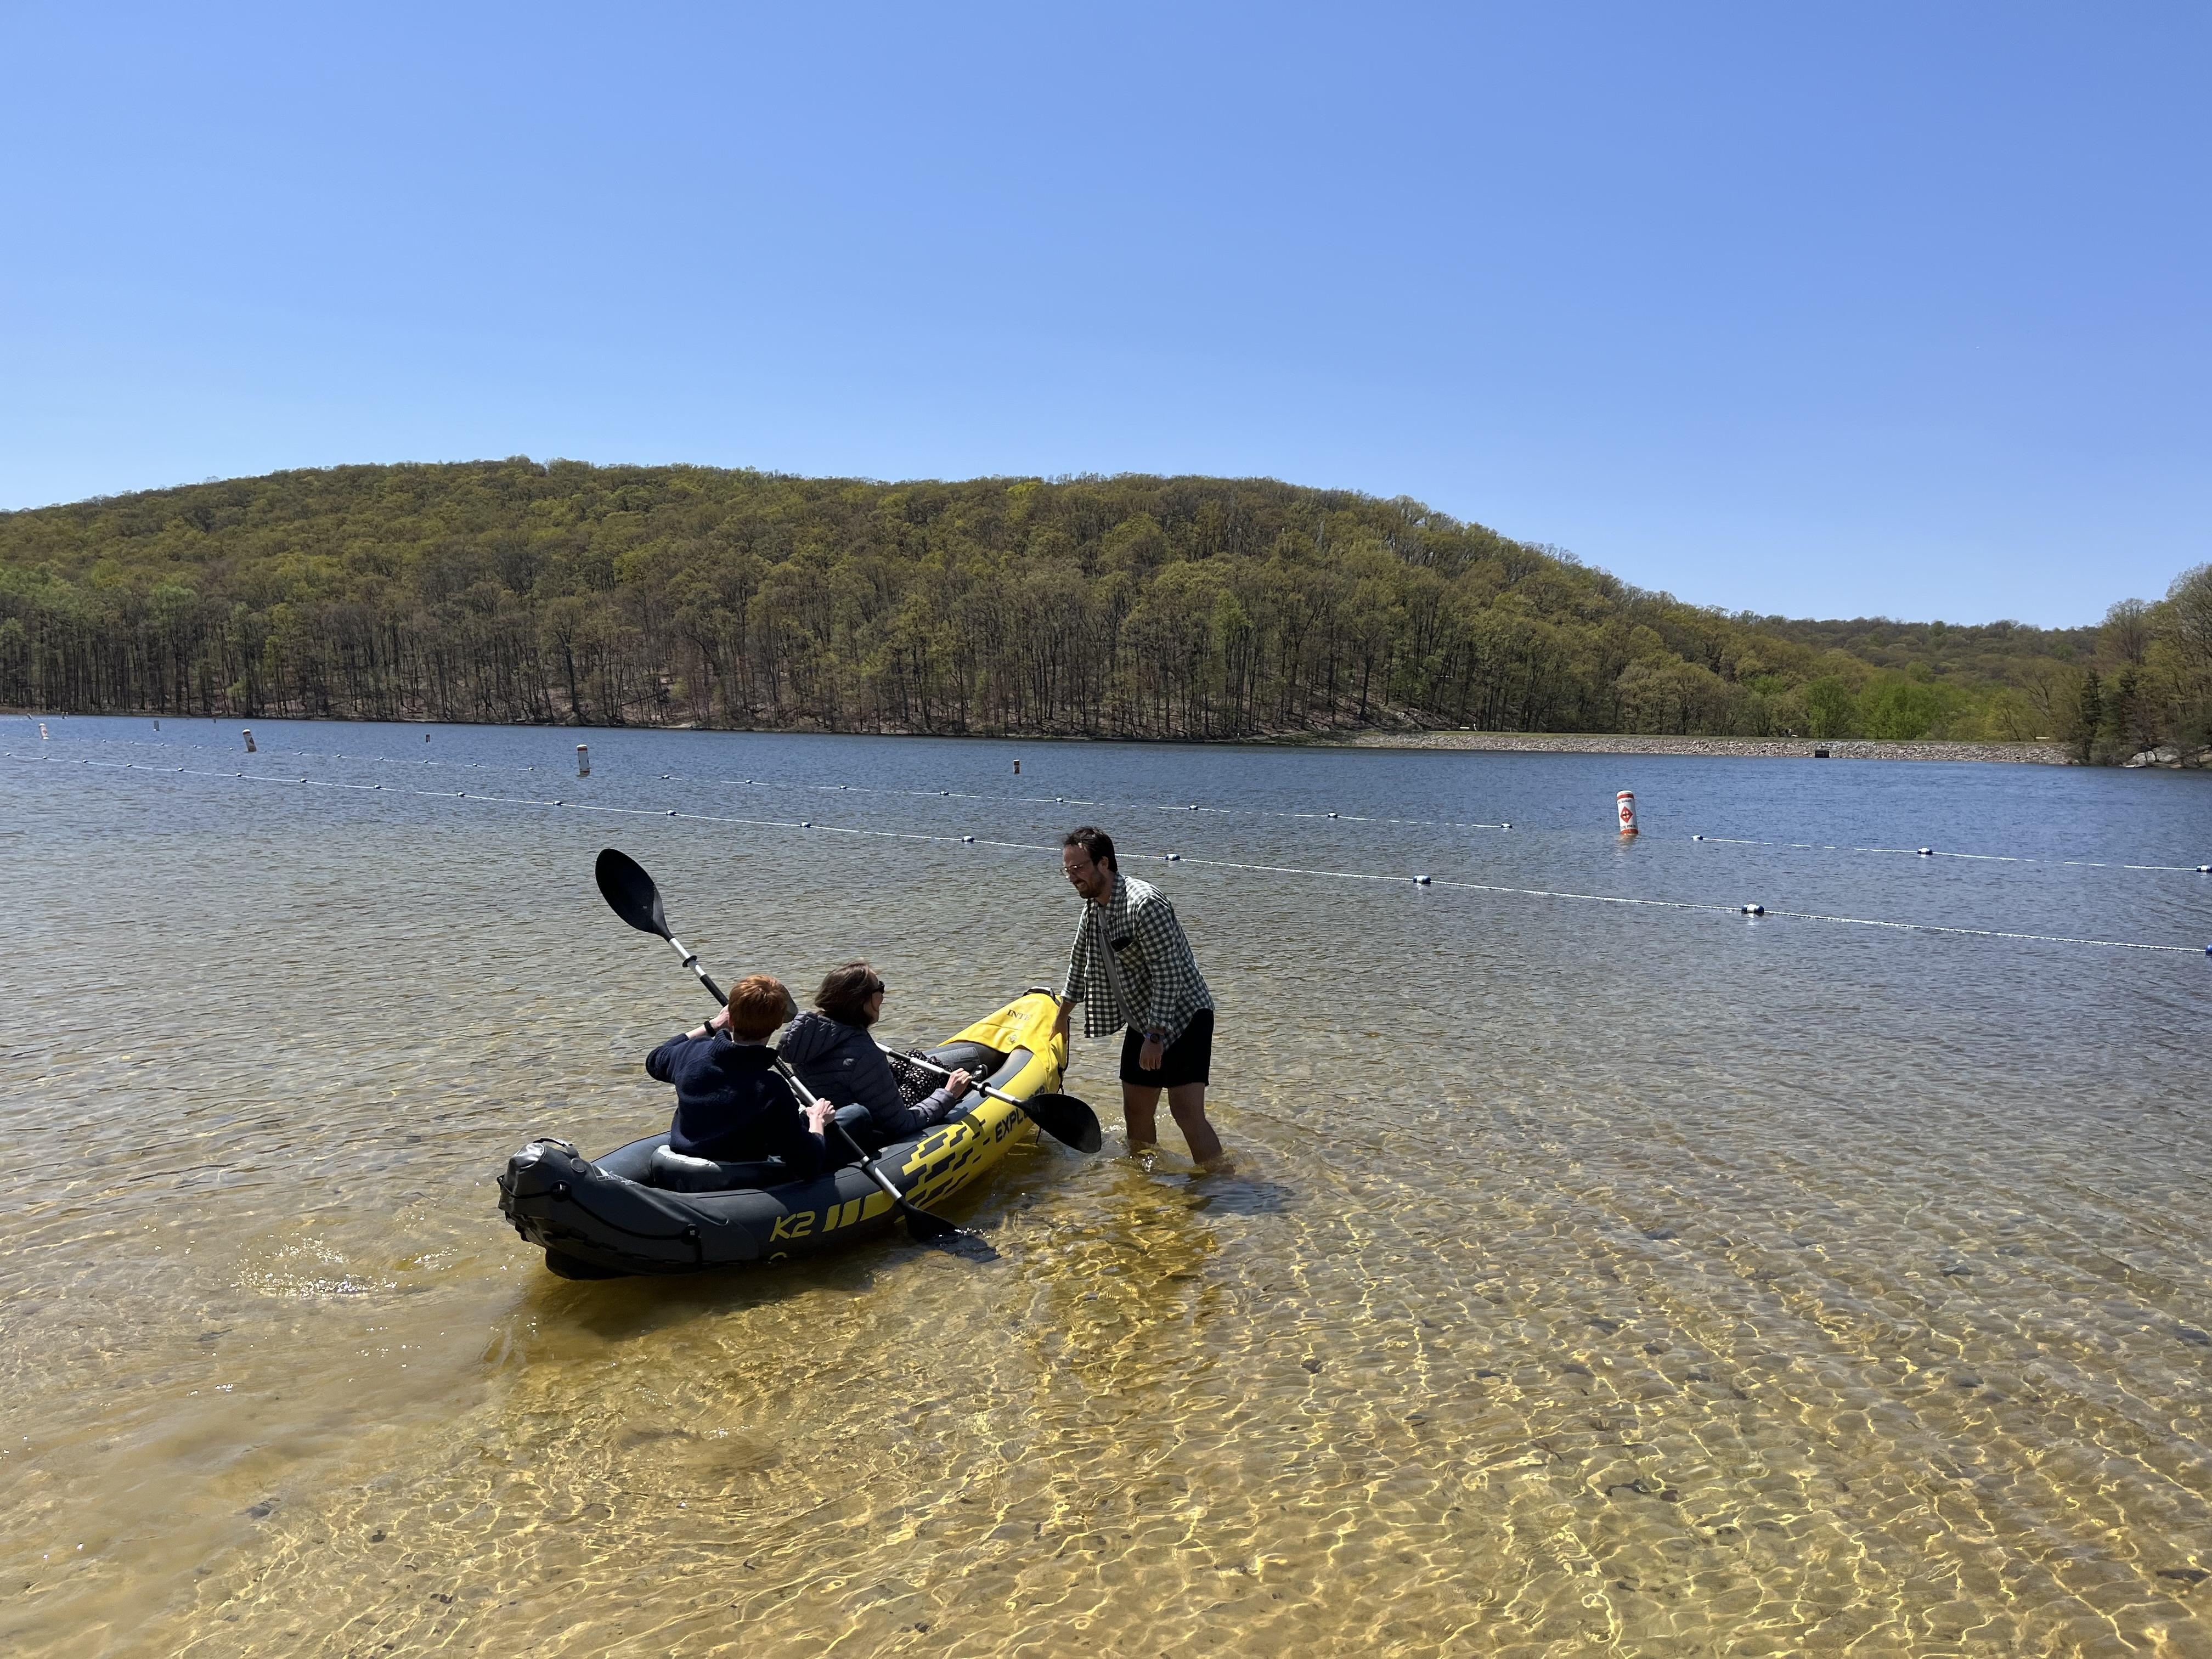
[779,1011,961,1142]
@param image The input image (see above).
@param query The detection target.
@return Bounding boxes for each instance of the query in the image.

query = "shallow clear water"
[5,714,2211,1657]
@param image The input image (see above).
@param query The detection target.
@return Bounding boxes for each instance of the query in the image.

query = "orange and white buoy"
[577,743,590,778]
[242,728,257,753]
[1616,791,1638,835]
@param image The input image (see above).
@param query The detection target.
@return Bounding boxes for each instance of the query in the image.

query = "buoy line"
[25,727,2212,876]
[13,749,2209,960]
[1688,833,2208,876]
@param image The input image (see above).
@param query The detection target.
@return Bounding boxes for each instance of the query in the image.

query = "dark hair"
[1062,826,1116,871]
[725,974,797,1040]
[815,960,886,1026]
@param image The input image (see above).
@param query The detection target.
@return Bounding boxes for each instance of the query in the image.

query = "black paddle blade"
[595,848,669,939]
[1023,1092,1104,1155]
[900,1204,962,1243]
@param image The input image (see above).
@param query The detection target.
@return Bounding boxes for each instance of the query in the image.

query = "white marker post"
[1617,791,1638,836]
[242,729,256,753]
[577,743,590,778]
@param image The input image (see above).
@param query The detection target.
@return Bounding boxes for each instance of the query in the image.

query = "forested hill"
[0,459,2193,748]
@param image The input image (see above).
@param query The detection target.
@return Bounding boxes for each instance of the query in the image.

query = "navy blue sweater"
[646,1032,827,1175]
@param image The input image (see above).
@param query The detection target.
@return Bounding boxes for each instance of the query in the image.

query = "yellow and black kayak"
[498,989,1068,1277]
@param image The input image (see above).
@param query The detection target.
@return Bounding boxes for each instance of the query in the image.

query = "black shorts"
[1120,1009,1214,1089]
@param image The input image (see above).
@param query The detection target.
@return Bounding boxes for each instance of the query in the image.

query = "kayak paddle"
[594,846,974,1246]
[775,1060,971,1246]
[596,846,729,1003]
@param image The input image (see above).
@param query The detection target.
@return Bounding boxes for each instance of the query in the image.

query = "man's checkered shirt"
[1059,871,1215,1043]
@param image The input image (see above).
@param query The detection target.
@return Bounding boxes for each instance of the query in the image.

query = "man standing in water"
[1055,826,1228,1169]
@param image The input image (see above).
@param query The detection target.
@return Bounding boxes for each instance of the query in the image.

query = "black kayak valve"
[551,1182,571,1200]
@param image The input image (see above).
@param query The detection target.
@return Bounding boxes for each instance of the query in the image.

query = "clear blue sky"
[3,3,2204,626]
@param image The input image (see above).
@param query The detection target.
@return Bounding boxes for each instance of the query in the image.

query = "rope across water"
[13,747,2208,960]
[27,727,2212,874]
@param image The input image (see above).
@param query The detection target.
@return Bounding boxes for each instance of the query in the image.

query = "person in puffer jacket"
[780,961,974,1149]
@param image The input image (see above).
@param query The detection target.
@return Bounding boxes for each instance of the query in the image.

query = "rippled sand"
[5,719,2209,1656]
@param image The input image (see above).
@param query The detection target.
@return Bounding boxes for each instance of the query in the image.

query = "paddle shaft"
[777,1060,938,1211]
[872,1039,1102,1154]
[661,933,726,1005]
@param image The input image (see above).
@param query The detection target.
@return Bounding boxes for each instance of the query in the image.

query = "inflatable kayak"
[498,989,1067,1277]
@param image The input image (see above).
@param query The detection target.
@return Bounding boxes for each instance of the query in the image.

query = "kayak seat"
[929,1039,1006,1075]
[648,1146,789,1193]
[886,1041,1010,1107]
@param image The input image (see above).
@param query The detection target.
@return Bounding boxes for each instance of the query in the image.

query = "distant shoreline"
[1299,731,2072,765]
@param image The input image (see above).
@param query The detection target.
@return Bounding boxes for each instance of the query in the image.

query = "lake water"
[5,714,2211,1657]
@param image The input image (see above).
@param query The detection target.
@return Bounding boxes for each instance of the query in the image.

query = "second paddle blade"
[1025,1092,1104,1155]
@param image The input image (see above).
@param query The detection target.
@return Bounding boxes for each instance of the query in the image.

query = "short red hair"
[725,974,795,1040]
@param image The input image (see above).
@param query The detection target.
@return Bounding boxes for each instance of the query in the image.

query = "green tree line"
[1,459,2205,757]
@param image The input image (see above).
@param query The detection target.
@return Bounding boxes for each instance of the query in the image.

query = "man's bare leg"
[1122,1083,1162,1154]
[1167,1082,1228,1170]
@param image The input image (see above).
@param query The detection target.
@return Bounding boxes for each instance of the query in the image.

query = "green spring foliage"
[1,459,2204,755]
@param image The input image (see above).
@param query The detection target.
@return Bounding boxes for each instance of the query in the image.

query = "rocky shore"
[1330,731,2072,764]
